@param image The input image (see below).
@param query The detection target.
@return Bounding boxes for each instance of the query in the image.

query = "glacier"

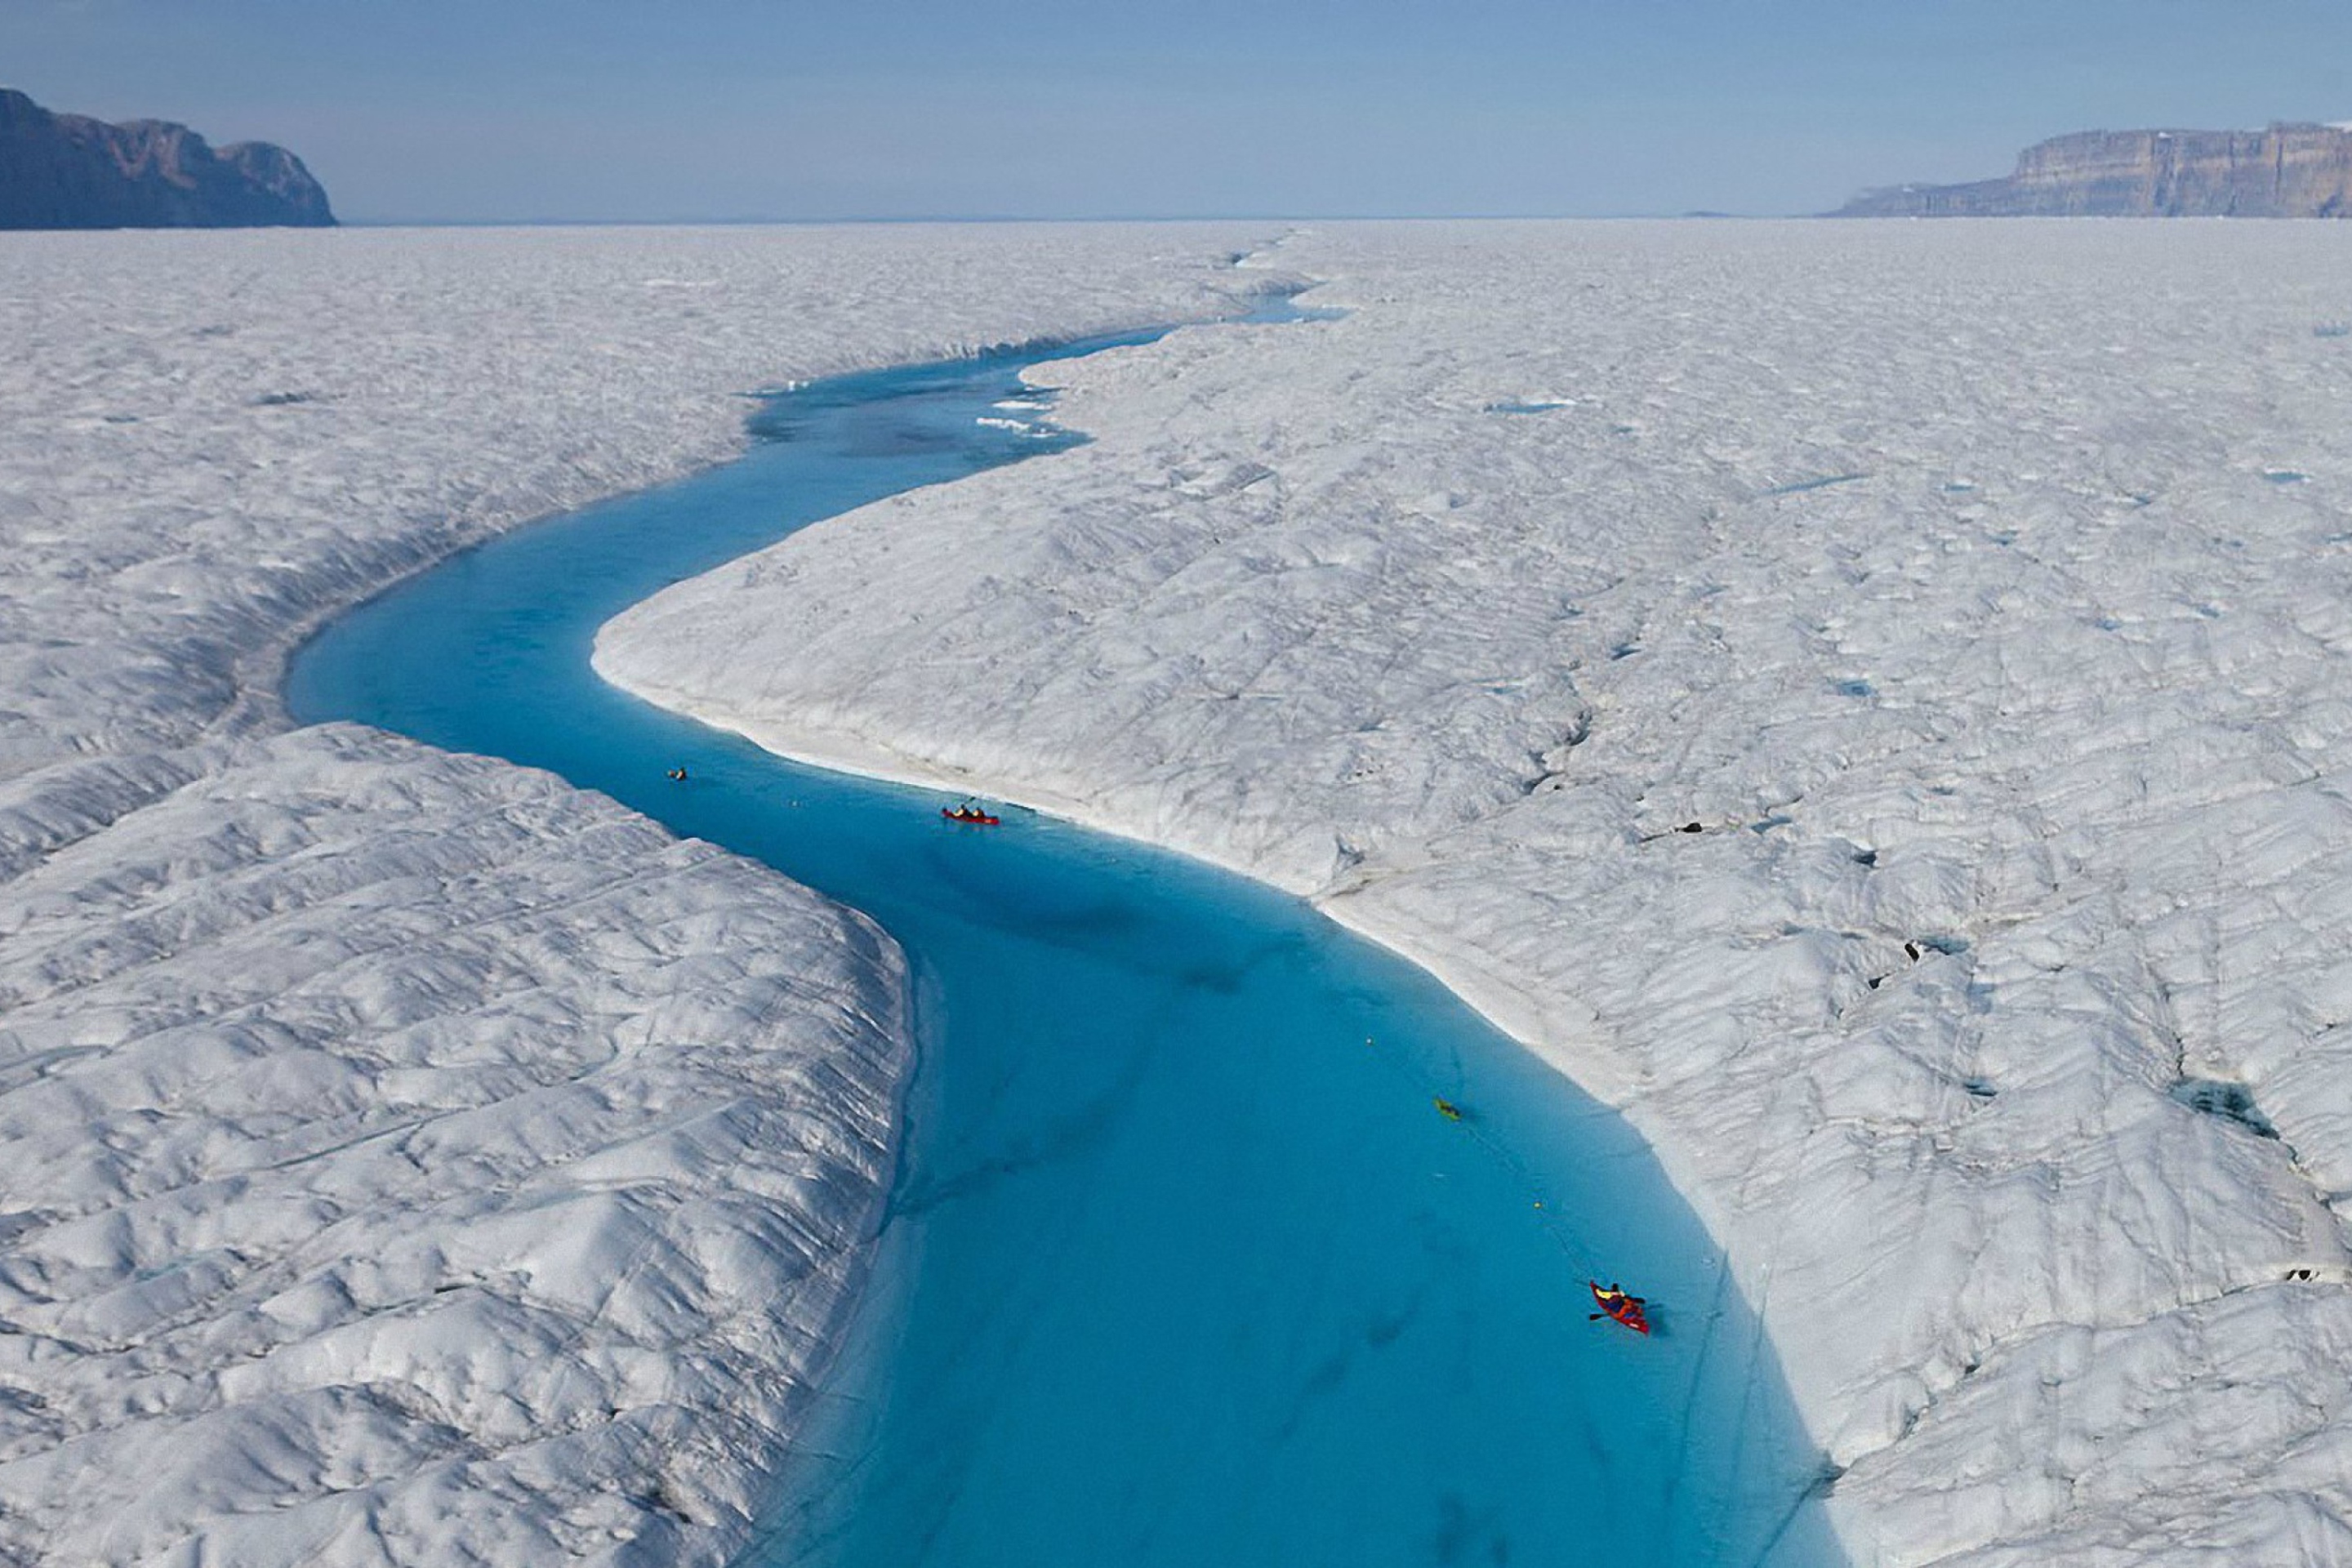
[598,219,2352,1565]
[0,222,1273,1566]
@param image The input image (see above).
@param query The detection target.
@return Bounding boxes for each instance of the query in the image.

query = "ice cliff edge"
[0,87,334,229]
[1835,122,2352,217]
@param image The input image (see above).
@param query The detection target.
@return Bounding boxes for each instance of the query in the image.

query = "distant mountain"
[0,87,333,230]
[1834,123,2352,218]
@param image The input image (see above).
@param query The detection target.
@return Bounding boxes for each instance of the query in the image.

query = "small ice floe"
[975,416,1037,434]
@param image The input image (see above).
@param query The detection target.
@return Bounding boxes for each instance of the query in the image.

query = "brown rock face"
[0,87,334,229]
[1835,123,2352,218]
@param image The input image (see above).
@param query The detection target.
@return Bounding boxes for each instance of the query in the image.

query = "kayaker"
[1589,1281,1650,1334]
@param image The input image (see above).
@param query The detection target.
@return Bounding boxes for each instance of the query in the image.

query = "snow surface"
[0,728,907,1566]
[599,220,2352,1565]
[0,223,1274,1565]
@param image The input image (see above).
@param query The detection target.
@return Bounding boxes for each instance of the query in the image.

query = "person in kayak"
[1589,1281,1650,1334]
[1433,1096,1464,1121]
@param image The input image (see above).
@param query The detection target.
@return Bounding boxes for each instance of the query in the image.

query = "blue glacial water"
[285,304,1842,1567]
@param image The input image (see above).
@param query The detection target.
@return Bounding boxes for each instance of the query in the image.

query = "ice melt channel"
[286,307,1839,1567]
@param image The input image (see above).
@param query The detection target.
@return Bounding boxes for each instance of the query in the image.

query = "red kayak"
[942,805,1001,826]
[1589,1281,1650,1336]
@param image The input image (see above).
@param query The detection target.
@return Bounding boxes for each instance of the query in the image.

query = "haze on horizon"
[11,0,2352,224]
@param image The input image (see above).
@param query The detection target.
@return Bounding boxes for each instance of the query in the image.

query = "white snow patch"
[0,728,909,1567]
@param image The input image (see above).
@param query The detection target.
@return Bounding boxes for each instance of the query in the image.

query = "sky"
[11,0,2352,223]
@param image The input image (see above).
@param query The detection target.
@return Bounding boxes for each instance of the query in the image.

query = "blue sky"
[11,0,2352,221]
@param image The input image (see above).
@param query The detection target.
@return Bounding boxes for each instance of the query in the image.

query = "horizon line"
[334,210,1795,229]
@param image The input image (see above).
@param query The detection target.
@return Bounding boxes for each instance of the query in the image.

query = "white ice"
[0,222,1274,1566]
[599,220,2352,1565]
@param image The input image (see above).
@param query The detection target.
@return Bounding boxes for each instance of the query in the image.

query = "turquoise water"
[285,307,1841,1567]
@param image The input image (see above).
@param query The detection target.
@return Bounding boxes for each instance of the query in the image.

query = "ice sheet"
[0,727,909,1566]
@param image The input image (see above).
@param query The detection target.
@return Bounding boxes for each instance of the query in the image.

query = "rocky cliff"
[1835,123,2352,217]
[0,87,333,229]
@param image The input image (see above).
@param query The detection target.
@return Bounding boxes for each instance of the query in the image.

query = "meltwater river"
[286,305,1841,1566]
